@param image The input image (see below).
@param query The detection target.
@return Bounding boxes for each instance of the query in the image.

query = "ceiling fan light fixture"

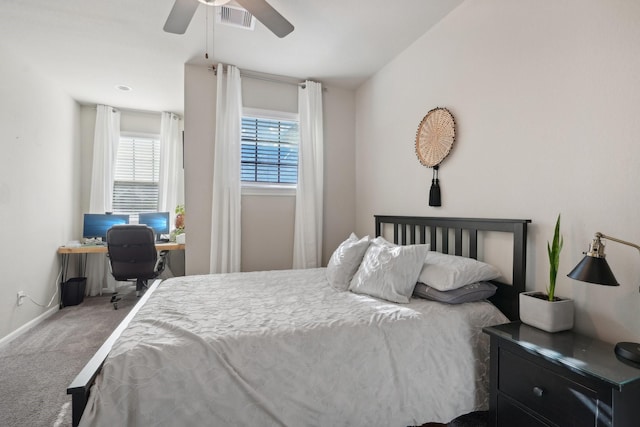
[198,0,232,6]
[164,0,293,37]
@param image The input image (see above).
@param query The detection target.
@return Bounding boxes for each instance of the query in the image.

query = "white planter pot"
[519,291,574,333]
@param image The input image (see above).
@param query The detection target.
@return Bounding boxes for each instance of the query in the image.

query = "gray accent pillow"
[413,281,497,304]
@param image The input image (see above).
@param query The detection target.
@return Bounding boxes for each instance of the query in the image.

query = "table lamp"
[567,232,640,367]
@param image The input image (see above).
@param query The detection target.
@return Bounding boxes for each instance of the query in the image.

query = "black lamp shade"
[567,255,620,286]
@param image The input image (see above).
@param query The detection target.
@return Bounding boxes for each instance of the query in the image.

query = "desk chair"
[106,224,167,309]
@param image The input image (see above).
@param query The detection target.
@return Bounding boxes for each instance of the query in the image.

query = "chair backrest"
[106,225,158,281]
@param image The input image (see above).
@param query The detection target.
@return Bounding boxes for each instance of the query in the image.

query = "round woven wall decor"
[415,107,456,168]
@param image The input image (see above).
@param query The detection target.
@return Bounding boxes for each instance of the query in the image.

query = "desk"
[58,242,185,255]
[57,243,185,306]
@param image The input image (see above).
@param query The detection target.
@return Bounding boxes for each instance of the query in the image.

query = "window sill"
[241,184,296,197]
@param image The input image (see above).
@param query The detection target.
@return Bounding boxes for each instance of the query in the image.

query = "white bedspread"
[80,268,507,426]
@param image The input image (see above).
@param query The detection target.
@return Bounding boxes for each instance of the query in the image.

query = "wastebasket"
[62,277,86,307]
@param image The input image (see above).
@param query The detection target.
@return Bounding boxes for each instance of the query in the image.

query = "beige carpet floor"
[0,287,136,427]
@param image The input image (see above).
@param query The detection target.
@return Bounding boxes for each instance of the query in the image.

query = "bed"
[68,215,531,426]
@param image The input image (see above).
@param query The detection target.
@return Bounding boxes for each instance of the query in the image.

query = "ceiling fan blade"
[163,0,200,34]
[235,0,294,38]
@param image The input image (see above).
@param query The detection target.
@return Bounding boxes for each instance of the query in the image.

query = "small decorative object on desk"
[171,204,185,243]
[520,214,574,333]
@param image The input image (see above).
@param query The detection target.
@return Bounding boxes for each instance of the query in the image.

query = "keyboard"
[82,242,107,247]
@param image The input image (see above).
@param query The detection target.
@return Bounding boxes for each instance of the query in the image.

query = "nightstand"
[483,322,640,427]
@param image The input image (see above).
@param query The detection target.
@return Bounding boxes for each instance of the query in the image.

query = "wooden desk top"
[57,242,185,254]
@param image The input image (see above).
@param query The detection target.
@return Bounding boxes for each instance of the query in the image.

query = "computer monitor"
[138,211,170,241]
[82,213,129,241]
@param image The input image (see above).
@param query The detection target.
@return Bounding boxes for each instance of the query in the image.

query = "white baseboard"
[0,306,59,348]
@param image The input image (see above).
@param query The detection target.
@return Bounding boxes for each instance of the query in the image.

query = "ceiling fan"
[164,0,294,38]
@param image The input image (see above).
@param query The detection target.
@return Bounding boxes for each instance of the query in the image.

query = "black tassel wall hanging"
[429,166,441,207]
[414,107,456,207]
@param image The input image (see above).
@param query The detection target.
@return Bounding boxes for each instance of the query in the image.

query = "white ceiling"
[0,0,463,115]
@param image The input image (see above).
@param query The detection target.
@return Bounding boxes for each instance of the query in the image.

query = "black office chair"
[106,224,167,309]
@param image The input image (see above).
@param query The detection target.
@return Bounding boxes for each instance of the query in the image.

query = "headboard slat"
[441,227,449,253]
[454,228,463,256]
[429,226,436,248]
[469,230,478,259]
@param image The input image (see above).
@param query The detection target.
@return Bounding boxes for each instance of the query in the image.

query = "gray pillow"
[413,281,497,304]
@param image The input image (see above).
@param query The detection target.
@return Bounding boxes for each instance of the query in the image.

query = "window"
[241,109,299,186]
[112,135,160,215]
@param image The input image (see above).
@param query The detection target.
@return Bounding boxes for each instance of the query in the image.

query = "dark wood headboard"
[374,215,531,321]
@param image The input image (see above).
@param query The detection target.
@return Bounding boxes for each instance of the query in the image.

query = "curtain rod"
[209,65,317,89]
[82,104,182,118]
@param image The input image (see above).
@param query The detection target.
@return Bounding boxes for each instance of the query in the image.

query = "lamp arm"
[596,232,640,254]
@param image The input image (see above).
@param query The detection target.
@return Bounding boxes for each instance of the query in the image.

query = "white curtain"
[293,81,324,269]
[209,64,242,274]
[86,105,121,296]
[89,105,120,213]
[158,112,184,220]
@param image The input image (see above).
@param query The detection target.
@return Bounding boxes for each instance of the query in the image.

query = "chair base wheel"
[110,294,121,310]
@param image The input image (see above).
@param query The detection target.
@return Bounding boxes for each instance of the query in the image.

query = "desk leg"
[60,253,69,283]
[81,253,87,277]
[59,253,70,309]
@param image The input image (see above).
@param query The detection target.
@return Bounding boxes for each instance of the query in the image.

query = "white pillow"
[371,236,431,252]
[370,235,395,247]
[349,243,430,303]
[326,233,371,291]
[417,251,500,291]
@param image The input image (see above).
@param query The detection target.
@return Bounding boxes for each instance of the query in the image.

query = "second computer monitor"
[139,211,170,241]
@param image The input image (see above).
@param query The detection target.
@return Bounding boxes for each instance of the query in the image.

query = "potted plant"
[171,204,186,244]
[520,214,574,333]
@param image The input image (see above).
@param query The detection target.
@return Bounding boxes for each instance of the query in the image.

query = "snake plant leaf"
[547,214,563,301]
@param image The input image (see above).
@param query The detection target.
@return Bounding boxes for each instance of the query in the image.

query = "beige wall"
[355,0,640,344]
[184,64,356,275]
[0,46,81,341]
[184,65,216,274]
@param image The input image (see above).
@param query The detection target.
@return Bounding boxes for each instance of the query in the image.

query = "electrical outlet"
[17,291,26,306]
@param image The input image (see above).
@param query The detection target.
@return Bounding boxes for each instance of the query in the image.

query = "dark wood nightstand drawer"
[499,348,597,426]
[497,394,550,427]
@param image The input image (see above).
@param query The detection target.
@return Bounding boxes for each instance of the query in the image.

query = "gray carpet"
[0,287,487,427]
[0,288,135,427]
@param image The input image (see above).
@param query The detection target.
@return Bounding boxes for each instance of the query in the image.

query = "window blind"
[113,136,160,214]
[241,116,299,184]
